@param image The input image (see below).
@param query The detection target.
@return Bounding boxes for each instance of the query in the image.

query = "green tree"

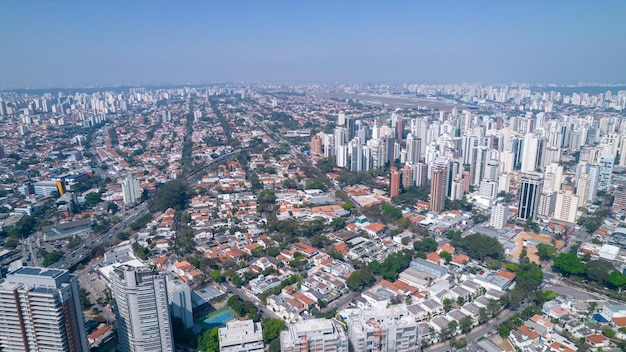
[346,269,376,291]
[197,327,219,352]
[413,237,437,253]
[331,217,346,231]
[603,328,616,338]
[342,202,355,211]
[585,260,614,283]
[452,233,504,260]
[209,269,221,281]
[440,251,452,263]
[606,271,626,288]
[84,192,102,207]
[553,253,586,276]
[262,319,287,344]
[459,316,473,334]
[536,243,557,260]
[150,179,190,212]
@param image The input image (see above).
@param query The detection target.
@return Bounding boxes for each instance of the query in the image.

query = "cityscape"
[1,2,626,352]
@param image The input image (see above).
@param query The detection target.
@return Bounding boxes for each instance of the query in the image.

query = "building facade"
[517,173,543,221]
[219,319,264,352]
[0,267,89,352]
[347,305,420,352]
[112,265,174,352]
[280,318,348,352]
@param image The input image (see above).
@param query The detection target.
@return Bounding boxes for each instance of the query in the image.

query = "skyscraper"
[112,265,174,352]
[521,133,539,173]
[430,166,448,212]
[406,133,421,164]
[0,267,89,352]
[122,175,141,206]
[517,173,543,221]
[166,275,193,329]
[402,164,414,189]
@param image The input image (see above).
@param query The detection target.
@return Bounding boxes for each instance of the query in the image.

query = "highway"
[46,202,150,270]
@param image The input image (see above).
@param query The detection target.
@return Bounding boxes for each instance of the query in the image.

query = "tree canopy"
[452,233,504,260]
[150,179,190,212]
[553,253,586,276]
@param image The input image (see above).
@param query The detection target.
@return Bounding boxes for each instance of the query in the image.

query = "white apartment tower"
[112,265,174,352]
[219,320,264,352]
[280,318,349,352]
[166,275,193,329]
[347,305,420,352]
[554,191,579,224]
[0,267,89,352]
[490,203,510,229]
[122,175,141,205]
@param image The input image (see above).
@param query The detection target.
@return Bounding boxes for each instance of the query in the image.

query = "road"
[44,202,150,270]
[425,308,513,352]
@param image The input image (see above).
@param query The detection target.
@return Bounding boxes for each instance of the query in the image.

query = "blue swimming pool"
[202,307,236,329]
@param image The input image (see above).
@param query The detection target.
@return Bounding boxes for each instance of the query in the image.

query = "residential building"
[553,191,579,223]
[597,155,615,192]
[166,275,193,329]
[122,175,141,205]
[430,166,447,212]
[390,167,400,198]
[490,202,509,229]
[347,304,419,352]
[280,318,348,352]
[112,265,174,352]
[0,267,89,352]
[219,319,264,352]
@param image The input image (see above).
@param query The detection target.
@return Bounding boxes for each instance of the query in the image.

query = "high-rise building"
[554,191,579,224]
[310,135,323,156]
[0,145,4,159]
[406,133,421,164]
[430,166,448,212]
[336,145,349,168]
[280,318,348,352]
[347,305,419,352]
[402,164,414,189]
[390,167,401,198]
[537,192,556,219]
[450,175,464,201]
[521,133,539,173]
[612,186,626,214]
[219,319,264,352]
[490,203,510,229]
[112,265,174,352]
[517,173,543,221]
[166,275,193,329]
[576,174,590,207]
[597,155,615,192]
[0,267,89,352]
[122,175,141,205]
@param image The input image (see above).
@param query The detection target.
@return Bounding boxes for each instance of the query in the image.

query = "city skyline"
[1,1,626,88]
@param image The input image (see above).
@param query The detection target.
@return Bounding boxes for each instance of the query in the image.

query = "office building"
[517,173,543,221]
[112,265,174,352]
[554,191,579,224]
[430,166,447,212]
[0,267,89,352]
[347,304,419,352]
[166,275,193,329]
[219,319,264,352]
[122,175,141,205]
[280,318,348,352]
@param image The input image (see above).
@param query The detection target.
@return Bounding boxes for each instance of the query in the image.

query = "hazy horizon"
[1,1,625,88]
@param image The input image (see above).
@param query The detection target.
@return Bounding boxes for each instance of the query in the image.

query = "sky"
[1,1,625,88]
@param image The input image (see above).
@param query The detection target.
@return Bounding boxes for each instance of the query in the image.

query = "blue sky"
[1,1,625,87]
